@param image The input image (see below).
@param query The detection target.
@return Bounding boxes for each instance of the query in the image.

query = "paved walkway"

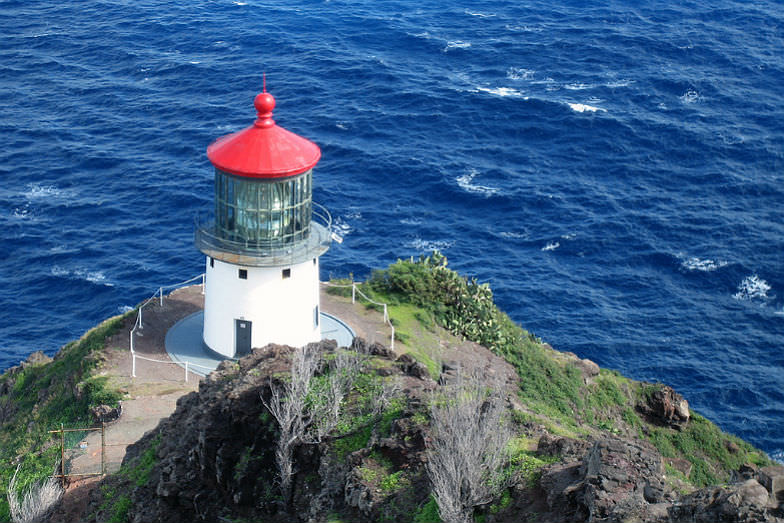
[165,309,356,376]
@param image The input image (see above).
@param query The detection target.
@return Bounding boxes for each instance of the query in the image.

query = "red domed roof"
[207,90,321,178]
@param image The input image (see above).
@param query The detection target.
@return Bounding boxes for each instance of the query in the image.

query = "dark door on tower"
[235,319,252,357]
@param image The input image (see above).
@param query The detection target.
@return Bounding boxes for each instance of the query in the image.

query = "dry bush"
[425,371,512,523]
[262,345,363,502]
[7,464,63,523]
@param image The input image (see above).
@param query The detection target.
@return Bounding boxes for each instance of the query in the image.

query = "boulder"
[537,433,592,462]
[396,354,430,380]
[759,465,784,504]
[90,403,122,423]
[637,385,690,429]
[669,479,778,522]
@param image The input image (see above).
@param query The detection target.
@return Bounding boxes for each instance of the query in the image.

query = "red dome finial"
[254,85,275,128]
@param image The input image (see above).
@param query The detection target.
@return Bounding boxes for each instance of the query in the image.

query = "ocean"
[1,0,782,459]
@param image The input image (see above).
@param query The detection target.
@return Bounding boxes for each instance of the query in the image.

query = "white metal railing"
[129,273,206,380]
[129,275,396,382]
[321,281,395,351]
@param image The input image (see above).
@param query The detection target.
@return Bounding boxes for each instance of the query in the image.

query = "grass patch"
[414,495,442,523]
[0,311,131,520]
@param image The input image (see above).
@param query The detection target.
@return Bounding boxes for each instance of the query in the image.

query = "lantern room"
[195,89,331,358]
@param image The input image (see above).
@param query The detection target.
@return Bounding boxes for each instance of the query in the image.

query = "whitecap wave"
[400,218,422,226]
[568,103,606,113]
[118,305,135,314]
[499,231,527,239]
[233,1,247,4]
[680,89,700,104]
[330,217,352,243]
[11,207,32,220]
[465,10,495,17]
[335,122,348,130]
[680,256,729,272]
[561,233,576,240]
[475,86,527,98]
[505,24,542,33]
[455,170,499,197]
[542,241,560,251]
[565,83,592,90]
[507,67,535,81]
[605,79,634,88]
[50,266,113,286]
[733,275,772,301]
[444,40,471,52]
[406,238,453,252]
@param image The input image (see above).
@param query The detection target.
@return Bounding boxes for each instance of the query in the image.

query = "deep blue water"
[1,0,782,459]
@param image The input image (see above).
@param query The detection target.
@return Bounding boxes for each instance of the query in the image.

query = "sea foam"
[733,275,772,301]
[456,170,500,197]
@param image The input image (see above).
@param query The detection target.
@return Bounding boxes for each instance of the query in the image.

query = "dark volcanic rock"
[90,403,122,423]
[637,384,690,429]
[669,479,781,523]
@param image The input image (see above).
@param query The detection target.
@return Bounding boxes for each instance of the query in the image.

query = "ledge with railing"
[194,202,332,267]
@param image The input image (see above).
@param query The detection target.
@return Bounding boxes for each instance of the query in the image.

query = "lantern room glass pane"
[213,169,312,249]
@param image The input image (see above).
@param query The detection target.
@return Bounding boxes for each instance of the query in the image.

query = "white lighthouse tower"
[195,88,331,358]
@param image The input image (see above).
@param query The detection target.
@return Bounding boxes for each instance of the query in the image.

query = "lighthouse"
[195,88,331,359]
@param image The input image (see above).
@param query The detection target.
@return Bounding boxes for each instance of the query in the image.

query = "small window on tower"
[314,305,319,327]
[239,269,248,280]
[282,268,291,279]
[210,257,214,268]
[313,258,316,265]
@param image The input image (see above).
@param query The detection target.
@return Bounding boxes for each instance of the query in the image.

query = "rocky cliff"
[75,335,783,523]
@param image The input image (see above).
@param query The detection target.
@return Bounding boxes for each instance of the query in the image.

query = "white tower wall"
[202,256,321,358]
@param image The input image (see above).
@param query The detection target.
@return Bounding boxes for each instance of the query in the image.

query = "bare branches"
[425,371,512,523]
[7,463,63,523]
[261,345,365,502]
[261,344,320,501]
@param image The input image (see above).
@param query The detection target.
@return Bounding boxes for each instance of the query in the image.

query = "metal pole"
[185,361,189,382]
[129,329,133,353]
[60,423,65,488]
[159,287,163,307]
[138,307,143,329]
[132,353,136,378]
[383,304,388,324]
[390,326,395,351]
[101,422,106,475]
[352,284,356,304]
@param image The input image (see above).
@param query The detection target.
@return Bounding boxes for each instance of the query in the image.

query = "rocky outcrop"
[77,340,782,523]
[638,384,690,429]
[669,479,774,522]
[535,437,784,523]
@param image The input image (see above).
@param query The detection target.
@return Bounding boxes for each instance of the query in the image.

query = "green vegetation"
[645,413,769,486]
[361,253,772,490]
[0,312,130,521]
[413,495,442,523]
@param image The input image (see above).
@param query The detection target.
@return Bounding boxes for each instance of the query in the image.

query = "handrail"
[129,273,206,379]
[322,281,395,351]
[129,275,396,382]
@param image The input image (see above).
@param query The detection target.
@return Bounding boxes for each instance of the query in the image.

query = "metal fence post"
[132,353,136,378]
[390,326,395,351]
[101,422,106,475]
[383,304,388,324]
[138,307,143,329]
[60,423,65,487]
[159,287,163,307]
[352,284,356,304]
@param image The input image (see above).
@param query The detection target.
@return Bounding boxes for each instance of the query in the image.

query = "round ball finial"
[254,92,276,127]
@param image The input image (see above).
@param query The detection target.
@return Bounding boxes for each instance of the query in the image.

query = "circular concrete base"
[165,311,355,377]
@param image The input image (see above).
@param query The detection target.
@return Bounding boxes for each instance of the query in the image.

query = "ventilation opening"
[314,305,319,328]
[282,268,291,279]
[239,269,248,279]
[210,257,214,268]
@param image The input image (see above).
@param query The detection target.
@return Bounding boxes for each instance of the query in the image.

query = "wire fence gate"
[48,423,130,486]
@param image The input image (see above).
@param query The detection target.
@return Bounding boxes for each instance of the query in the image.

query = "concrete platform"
[165,310,355,377]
